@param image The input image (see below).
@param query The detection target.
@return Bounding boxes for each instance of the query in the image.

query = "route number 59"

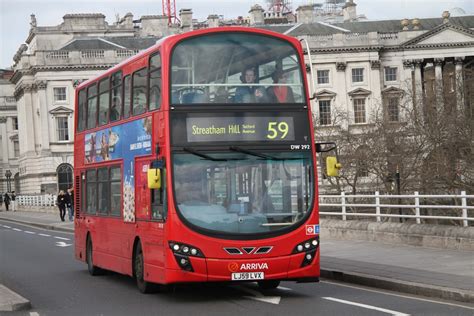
[267,121,289,139]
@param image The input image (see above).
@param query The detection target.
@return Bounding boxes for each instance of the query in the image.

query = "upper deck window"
[171,33,305,105]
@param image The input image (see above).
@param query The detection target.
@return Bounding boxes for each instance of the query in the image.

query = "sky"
[0,0,473,68]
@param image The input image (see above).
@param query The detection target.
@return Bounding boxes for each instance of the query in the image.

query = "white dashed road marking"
[54,236,70,241]
[322,297,410,316]
[1,223,70,246]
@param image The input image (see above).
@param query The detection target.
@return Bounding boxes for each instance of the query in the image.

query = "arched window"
[57,163,73,192]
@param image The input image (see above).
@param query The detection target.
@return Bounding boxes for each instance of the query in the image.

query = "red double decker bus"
[74,27,322,293]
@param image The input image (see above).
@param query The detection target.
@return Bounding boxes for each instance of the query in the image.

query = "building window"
[13,141,19,157]
[53,87,67,102]
[352,68,364,83]
[449,74,455,93]
[388,97,399,122]
[57,163,73,193]
[357,163,369,178]
[317,70,329,85]
[353,98,366,124]
[385,67,397,82]
[56,117,69,141]
[12,118,18,130]
[318,100,331,125]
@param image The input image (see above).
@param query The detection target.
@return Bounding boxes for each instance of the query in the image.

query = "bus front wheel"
[86,236,104,276]
[134,242,158,293]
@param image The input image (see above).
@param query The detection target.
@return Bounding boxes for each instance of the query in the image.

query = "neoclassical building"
[8,13,188,193]
[263,9,474,192]
[0,69,19,193]
[3,1,474,193]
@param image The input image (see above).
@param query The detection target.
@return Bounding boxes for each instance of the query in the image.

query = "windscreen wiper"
[229,146,281,160]
[183,147,228,161]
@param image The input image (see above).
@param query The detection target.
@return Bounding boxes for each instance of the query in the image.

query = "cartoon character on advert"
[86,134,96,163]
[100,132,110,161]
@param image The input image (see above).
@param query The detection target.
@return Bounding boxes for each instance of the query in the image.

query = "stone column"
[0,117,8,164]
[434,58,444,108]
[22,84,37,157]
[36,81,51,154]
[454,57,465,112]
[413,59,424,123]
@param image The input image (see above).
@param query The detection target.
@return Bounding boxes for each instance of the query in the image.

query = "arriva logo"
[240,263,269,270]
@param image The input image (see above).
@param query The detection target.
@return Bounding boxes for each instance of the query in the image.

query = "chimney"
[117,12,134,29]
[207,14,220,28]
[62,13,107,31]
[179,9,193,30]
[343,0,357,22]
[140,15,169,37]
[296,5,315,24]
[249,4,264,25]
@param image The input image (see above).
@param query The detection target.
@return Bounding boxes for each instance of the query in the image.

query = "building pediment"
[402,23,474,47]
[49,106,73,115]
[315,89,336,98]
[348,88,371,97]
[382,86,404,94]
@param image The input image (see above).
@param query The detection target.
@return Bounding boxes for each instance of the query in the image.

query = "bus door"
[135,157,166,274]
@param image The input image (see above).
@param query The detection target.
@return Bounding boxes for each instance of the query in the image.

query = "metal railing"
[319,191,474,227]
[17,195,57,207]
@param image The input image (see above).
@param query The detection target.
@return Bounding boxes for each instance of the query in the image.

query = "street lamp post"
[5,169,12,193]
[395,165,402,223]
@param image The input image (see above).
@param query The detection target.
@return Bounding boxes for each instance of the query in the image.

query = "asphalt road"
[1,220,473,316]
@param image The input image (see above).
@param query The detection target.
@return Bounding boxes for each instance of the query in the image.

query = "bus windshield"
[172,151,313,236]
[171,33,305,104]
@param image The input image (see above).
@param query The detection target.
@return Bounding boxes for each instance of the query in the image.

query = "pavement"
[0,209,473,311]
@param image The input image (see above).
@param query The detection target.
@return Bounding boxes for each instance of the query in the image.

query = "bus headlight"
[169,241,204,257]
[169,241,204,272]
[301,249,316,267]
[293,237,319,267]
[293,237,319,254]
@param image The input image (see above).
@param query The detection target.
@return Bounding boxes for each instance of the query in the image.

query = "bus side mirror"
[326,156,342,177]
[147,168,161,189]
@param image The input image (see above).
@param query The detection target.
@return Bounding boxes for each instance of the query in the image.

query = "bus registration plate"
[231,272,264,281]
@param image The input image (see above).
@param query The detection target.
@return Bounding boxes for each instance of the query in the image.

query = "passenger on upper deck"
[266,70,295,103]
[234,68,268,103]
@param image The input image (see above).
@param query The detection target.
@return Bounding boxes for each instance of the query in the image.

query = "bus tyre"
[86,237,104,276]
[258,280,280,290]
[134,242,158,294]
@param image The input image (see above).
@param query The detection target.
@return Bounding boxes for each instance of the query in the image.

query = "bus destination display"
[186,117,295,142]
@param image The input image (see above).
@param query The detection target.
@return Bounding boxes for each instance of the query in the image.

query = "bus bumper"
[162,251,320,284]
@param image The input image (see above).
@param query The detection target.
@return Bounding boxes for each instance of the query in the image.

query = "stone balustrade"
[33,49,140,66]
